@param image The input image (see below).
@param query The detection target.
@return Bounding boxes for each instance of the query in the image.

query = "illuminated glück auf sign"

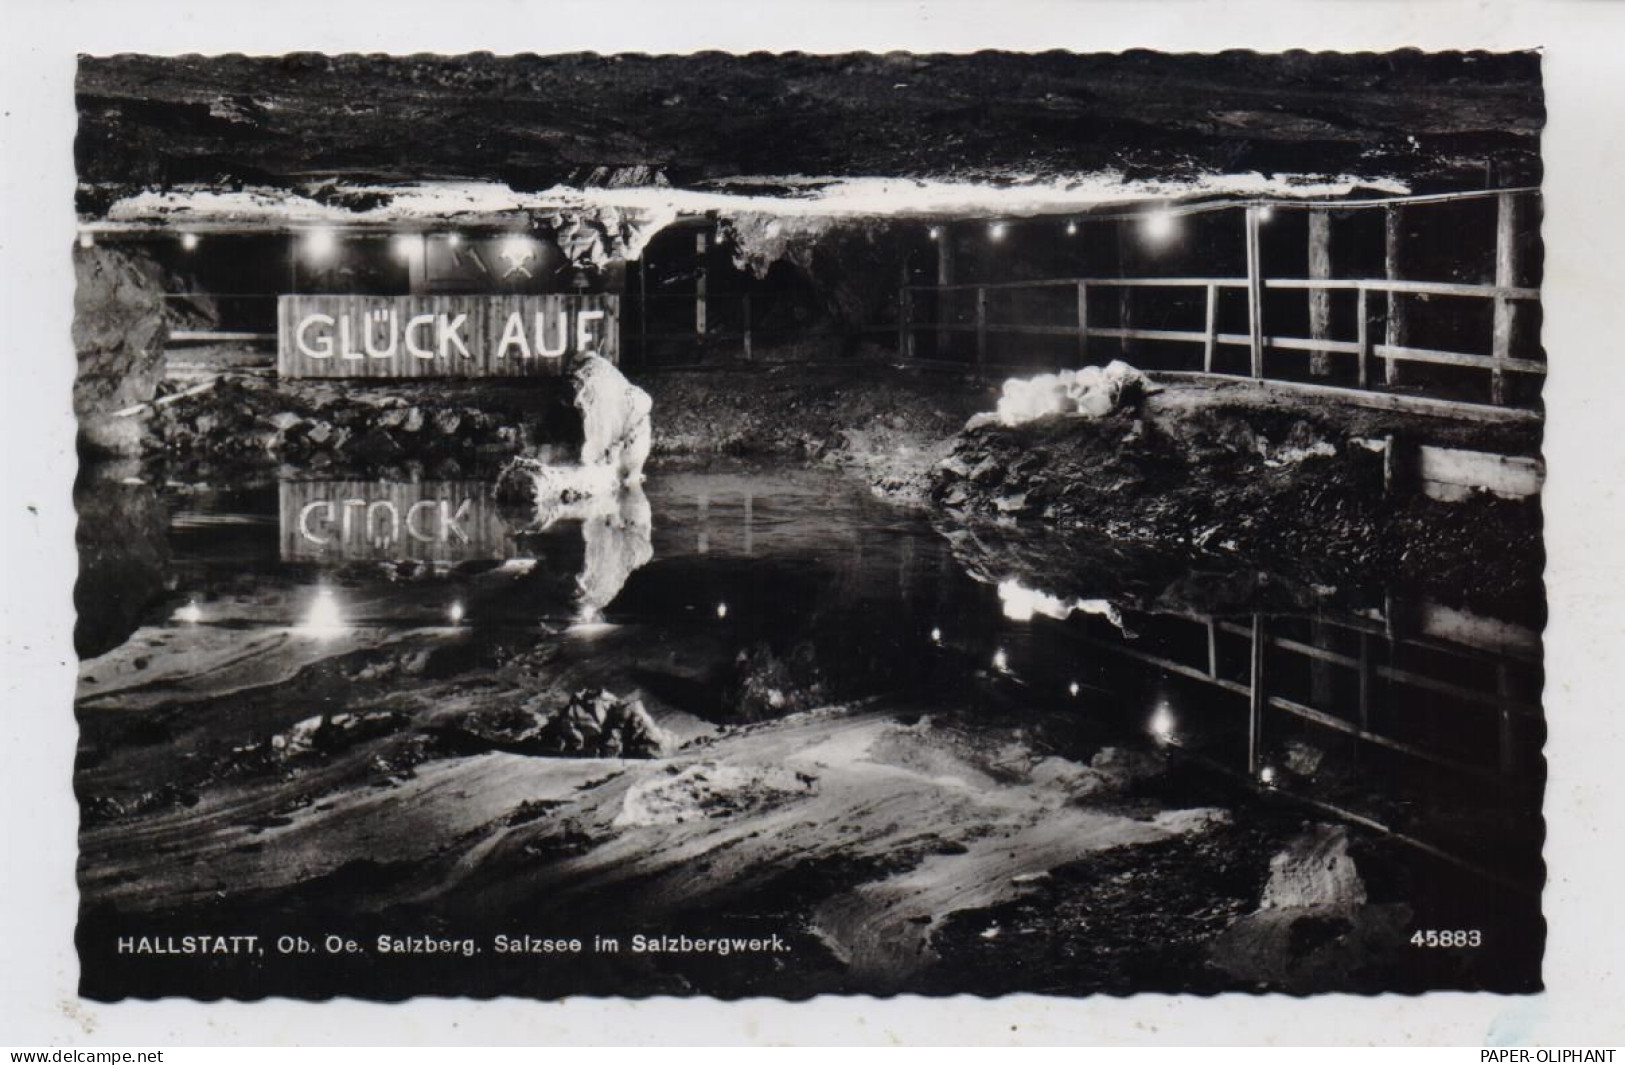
[276,294,619,379]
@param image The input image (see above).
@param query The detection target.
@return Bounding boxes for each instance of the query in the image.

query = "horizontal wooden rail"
[903,263,1547,408]
[1154,371,1542,425]
[1068,616,1524,784]
[1070,631,1252,697]
[916,277,1246,294]
[1266,695,1499,782]
[1267,278,1541,301]
[908,277,1540,300]
[1213,619,1542,718]
[1375,344,1546,375]
[169,330,276,343]
[921,321,1548,378]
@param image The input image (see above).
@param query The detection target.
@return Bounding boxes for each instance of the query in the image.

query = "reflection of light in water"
[566,620,617,638]
[993,648,1009,672]
[173,600,202,624]
[1149,702,1176,744]
[1068,681,1080,697]
[296,587,346,638]
[1259,765,1278,787]
[447,601,465,625]
[716,602,728,619]
[930,627,942,644]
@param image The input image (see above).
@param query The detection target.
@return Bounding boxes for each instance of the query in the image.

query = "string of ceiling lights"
[75,185,1539,252]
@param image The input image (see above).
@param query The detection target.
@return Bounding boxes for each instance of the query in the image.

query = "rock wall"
[72,244,172,455]
[724,214,903,332]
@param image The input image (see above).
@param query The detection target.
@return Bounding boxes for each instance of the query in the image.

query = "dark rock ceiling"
[76,50,1544,217]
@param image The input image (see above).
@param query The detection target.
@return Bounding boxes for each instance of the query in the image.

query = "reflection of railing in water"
[1061,600,1541,785]
[1048,597,1543,893]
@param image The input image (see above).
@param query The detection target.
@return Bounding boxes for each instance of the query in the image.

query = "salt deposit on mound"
[968,360,1150,431]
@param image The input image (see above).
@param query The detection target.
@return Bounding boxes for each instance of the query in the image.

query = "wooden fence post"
[1076,280,1089,365]
[1356,285,1371,389]
[1385,205,1406,385]
[1492,192,1521,406]
[898,256,914,359]
[637,256,649,367]
[1203,282,1218,373]
[1308,209,1332,376]
[1244,206,1265,379]
[694,230,709,357]
[406,233,429,295]
[1206,618,1219,678]
[975,286,988,372]
[1248,612,1266,776]
[935,225,955,359]
[1357,633,1373,735]
[1117,221,1134,360]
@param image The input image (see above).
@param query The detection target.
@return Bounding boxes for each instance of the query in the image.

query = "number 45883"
[1411,929,1483,948]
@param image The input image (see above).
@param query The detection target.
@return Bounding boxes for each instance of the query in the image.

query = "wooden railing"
[902,191,1544,410]
[904,274,1543,405]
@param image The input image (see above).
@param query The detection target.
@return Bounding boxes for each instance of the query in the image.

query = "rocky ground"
[930,381,1544,620]
[107,354,991,493]
[75,607,1540,1000]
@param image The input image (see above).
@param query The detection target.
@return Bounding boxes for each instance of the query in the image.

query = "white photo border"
[4,0,1622,1046]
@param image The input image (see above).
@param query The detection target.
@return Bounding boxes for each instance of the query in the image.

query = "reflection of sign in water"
[279,481,518,562]
[277,294,619,379]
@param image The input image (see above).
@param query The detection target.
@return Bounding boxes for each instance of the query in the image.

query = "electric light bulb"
[302,227,337,262]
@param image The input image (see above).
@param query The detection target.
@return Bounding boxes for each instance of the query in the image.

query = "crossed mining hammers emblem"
[499,244,536,279]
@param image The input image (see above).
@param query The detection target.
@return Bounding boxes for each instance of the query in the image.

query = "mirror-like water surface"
[74,460,1544,999]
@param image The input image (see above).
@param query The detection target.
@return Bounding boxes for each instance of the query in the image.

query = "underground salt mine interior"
[71,50,1545,1000]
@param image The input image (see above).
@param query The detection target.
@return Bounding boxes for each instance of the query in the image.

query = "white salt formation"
[996,579,1130,633]
[1260,824,1368,910]
[968,360,1150,430]
[509,353,652,507]
[573,353,652,482]
[502,355,655,622]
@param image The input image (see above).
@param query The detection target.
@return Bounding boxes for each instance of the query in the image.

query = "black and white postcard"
[6,0,1625,1047]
